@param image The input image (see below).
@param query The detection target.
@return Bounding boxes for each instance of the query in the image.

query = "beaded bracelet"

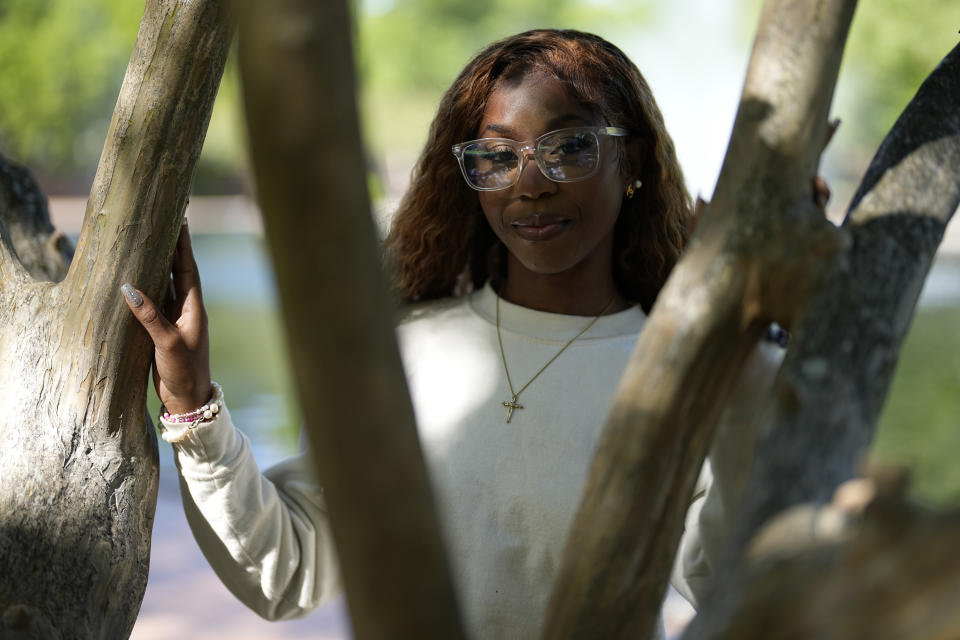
[159,381,224,444]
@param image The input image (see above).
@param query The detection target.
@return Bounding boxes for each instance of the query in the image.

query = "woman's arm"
[169,406,341,619]
[122,221,341,618]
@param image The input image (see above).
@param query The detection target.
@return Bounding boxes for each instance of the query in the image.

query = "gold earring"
[625,179,642,199]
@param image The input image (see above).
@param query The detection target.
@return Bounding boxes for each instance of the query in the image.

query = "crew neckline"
[469,282,646,341]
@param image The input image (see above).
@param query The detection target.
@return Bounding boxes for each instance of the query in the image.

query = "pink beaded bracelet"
[159,382,224,443]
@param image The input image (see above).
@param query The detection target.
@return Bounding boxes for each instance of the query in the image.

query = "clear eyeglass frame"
[451,126,629,192]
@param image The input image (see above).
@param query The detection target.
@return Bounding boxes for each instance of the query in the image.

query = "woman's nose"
[515,147,557,198]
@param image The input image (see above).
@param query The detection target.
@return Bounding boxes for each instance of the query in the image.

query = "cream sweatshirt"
[165,284,781,639]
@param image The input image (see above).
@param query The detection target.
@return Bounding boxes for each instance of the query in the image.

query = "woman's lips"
[510,214,570,241]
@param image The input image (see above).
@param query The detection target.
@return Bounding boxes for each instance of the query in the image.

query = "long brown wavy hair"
[384,29,692,312]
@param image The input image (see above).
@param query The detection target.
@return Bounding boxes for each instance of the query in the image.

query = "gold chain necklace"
[496,292,616,423]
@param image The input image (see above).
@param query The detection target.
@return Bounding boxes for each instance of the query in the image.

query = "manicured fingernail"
[121,283,143,308]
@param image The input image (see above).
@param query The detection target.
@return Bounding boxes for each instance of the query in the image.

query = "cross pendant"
[502,395,523,423]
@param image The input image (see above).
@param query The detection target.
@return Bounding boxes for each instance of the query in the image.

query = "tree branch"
[0,152,73,285]
[0,155,46,294]
[725,40,960,567]
[0,3,232,635]
[234,0,464,637]
[542,1,856,637]
[685,487,960,639]
[60,0,232,406]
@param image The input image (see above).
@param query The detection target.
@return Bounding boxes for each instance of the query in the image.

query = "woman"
[122,29,780,639]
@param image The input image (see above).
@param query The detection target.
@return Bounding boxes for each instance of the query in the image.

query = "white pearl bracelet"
[159,382,224,444]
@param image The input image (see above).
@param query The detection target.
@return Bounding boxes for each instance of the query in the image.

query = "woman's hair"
[384,29,692,312]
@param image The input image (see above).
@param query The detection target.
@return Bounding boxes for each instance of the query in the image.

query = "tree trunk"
[726,39,960,557]
[543,2,855,637]
[686,38,960,638]
[0,1,231,637]
[233,0,465,637]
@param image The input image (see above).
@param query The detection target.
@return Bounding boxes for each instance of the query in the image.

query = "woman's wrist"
[162,379,214,415]
[159,382,224,443]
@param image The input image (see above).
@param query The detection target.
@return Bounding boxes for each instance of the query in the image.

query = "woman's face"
[476,70,629,287]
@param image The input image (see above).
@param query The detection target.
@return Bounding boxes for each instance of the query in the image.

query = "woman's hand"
[122,221,212,415]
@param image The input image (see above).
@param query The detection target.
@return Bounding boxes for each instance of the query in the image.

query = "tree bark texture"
[0,1,231,637]
[680,38,960,636]
[687,482,960,639]
[233,0,465,638]
[726,39,960,560]
[543,2,856,638]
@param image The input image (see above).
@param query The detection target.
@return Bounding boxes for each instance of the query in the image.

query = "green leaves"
[0,0,141,178]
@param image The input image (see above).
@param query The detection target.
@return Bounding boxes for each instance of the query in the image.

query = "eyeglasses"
[451,126,628,191]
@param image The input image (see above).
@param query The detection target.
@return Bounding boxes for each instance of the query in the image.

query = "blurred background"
[2,1,959,638]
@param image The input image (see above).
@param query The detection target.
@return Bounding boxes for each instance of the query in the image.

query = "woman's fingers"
[173,221,203,310]
[121,219,213,414]
[122,263,212,415]
[122,283,176,348]
[812,176,831,211]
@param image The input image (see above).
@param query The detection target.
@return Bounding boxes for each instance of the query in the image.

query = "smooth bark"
[542,2,856,638]
[0,0,231,637]
[233,0,464,638]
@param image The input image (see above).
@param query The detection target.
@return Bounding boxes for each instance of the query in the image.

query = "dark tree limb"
[0,153,73,283]
[542,2,856,638]
[233,0,464,637]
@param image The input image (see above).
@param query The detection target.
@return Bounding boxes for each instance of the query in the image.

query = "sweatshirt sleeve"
[670,340,784,607]
[165,404,341,620]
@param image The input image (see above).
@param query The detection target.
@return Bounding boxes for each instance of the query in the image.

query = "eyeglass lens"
[462,130,600,190]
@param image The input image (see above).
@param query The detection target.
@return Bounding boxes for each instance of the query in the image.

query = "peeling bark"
[0,1,232,637]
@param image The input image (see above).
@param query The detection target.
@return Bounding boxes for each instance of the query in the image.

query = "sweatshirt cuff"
[160,401,244,467]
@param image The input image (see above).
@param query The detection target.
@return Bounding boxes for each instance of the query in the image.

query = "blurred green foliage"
[0,0,140,185]
[873,305,960,508]
[1,1,955,193]
[842,1,960,147]
[357,0,654,152]
[0,0,246,192]
[735,0,960,148]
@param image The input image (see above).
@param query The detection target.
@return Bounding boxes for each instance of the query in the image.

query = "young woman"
[123,29,780,639]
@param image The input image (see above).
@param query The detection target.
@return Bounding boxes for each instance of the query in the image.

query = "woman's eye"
[555,136,591,155]
[484,148,517,165]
